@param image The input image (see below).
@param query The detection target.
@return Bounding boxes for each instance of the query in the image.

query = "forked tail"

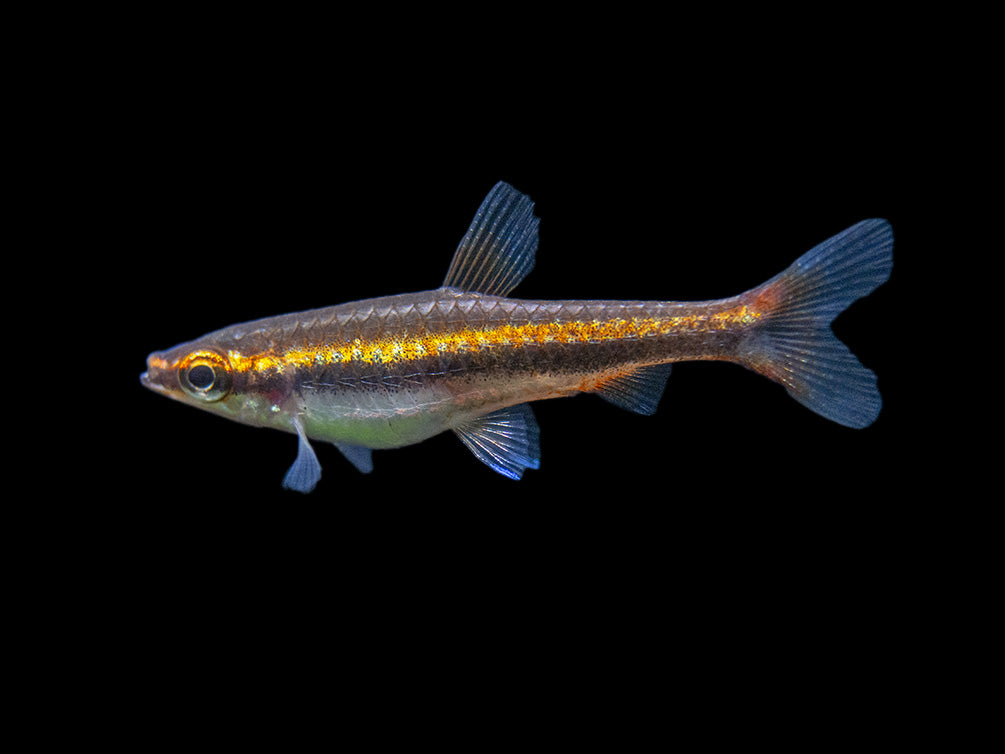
[739,219,893,428]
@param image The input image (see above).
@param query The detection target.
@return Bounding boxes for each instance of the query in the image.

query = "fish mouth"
[141,352,174,396]
[140,370,166,394]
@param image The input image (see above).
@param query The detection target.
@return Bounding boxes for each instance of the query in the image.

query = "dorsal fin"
[442,181,539,296]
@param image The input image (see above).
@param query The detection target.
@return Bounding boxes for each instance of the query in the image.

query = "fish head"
[141,341,237,413]
[141,335,296,433]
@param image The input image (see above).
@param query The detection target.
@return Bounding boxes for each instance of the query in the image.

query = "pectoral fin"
[453,403,541,480]
[282,416,322,493]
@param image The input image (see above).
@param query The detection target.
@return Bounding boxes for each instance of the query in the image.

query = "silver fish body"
[141,182,893,491]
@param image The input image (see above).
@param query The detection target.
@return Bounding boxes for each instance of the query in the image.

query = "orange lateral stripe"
[226,306,761,375]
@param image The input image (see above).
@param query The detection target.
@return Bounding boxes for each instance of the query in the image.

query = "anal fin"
[593,363,672,416]
[453,403,541,480]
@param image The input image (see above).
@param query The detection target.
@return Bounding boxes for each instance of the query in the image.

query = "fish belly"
[296,357,588,449]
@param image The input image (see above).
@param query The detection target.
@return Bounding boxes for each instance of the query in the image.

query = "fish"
[141,181,892,492]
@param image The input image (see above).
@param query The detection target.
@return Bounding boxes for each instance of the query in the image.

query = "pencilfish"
[141,182,893,492]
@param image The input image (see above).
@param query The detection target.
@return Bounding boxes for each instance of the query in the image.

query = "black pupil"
[188,364,215,390]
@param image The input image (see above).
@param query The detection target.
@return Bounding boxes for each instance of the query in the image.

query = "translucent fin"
[453,403,541,480]
[740,219,893,428]
[335,443,374,474]
[282,417,322,493]
[442,181,539,296]
[593,363,673,416]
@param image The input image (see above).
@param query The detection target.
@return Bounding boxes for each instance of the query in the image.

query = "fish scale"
[141,181,892,491]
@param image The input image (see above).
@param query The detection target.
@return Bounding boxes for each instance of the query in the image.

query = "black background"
[36,12,966,739]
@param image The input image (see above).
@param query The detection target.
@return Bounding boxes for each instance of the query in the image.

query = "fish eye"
[188,364,215,390]
[179,350,232,402]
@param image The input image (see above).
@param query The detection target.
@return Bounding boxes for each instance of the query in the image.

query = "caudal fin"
[740,219,893,428]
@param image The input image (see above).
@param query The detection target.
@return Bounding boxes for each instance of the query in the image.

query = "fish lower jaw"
[139,371,174,398]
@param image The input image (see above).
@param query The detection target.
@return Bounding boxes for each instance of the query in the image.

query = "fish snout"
[140,351,176,395]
